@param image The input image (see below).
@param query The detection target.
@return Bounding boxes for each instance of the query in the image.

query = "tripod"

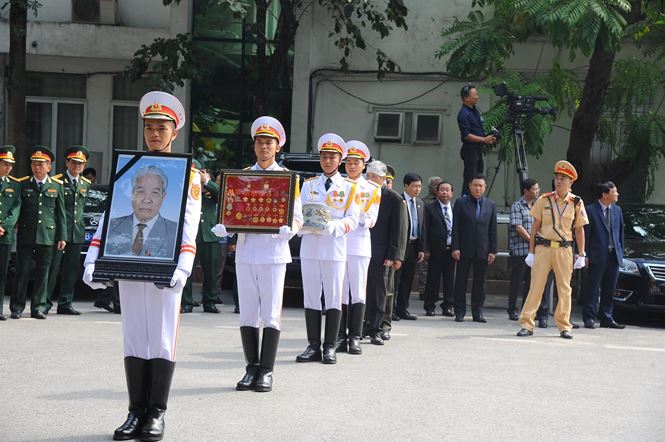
[487,113,530,200]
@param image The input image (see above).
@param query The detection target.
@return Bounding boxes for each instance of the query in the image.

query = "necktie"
[475,199,481,221]
[38,181,43,191]
[606,206,615,248]
[443,205,452,243]
[72,178,77,188]
[325,177,332,191]
[410,198,418,238]
[132,223,147,256]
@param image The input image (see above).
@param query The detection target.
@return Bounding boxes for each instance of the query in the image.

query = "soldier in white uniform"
[337,141,379,355]
[296,134,360,364]
[83,91,201,441]
[212,116,302,393]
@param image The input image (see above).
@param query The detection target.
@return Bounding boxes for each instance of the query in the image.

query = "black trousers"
[508,255,549,319]
[395,241,419,316]
[461,145,484,196]
[452,255,488,317]
[423,247,455,312]
[365,257,388,332]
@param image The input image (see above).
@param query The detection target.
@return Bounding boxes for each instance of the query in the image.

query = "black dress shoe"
[139,408,166,441]
[31,312,47,320]
[10,311,21,319]
[113,411,145,440]
[516,328,533,337]
[203,305,220,313]
[94,300,114,312]
[322,344,337,364]
[425,310,435,317]
[379,330,391,341]
[537,318,548,329]
[584,320,596,329]
[57,306,81,315]
[369,333,384,346]
[454,315,464,322]
[560,330,573,339]
[472,315,487,323]
[399,311,417,320]
[599,321,626,329]
[571,321,580,329]
[441,307,455,317]
[192,301,201,307]
[180,305,193,313]
[254,367,273,393]
[296,345,322,362]
[236,365,259,391]
[391,313,400,321]
[508,310,519,321]
[234,306,240,314]
[0,314,6,321]
[347,337,362,354]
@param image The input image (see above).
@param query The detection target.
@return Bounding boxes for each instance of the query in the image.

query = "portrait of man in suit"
[104,165,178,259]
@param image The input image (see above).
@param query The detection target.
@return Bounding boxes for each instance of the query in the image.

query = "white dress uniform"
[235,161,303,330]
[296,133,360,365]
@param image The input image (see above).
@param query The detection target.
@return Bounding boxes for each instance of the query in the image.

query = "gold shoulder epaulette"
[8,175,25,182]
[52,173,63,180]
[80,176,91,184]
[51,176,63,185]
[304,176,317,182]
[242,166,252,170]
[367,180,380,188]
[344,177,355,183]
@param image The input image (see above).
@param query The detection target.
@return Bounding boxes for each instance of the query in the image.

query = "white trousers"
[236,263,286,330]
[119,280,181,361]
[301,259,345,311]
[342,255,370,305]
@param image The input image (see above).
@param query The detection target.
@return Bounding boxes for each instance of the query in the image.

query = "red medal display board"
[219,170,297,233]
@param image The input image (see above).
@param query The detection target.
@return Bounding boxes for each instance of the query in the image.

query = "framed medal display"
[218,170,297,234]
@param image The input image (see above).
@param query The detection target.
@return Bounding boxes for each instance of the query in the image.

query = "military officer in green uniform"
[9,146,67,320]
[181,160,221,313]
[0,145,22,321]
[46,146,91,315]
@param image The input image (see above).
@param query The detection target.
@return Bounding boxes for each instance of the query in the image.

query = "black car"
[614,205,665,313]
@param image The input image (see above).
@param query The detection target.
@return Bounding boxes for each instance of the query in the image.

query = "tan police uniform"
[519,161,588,332]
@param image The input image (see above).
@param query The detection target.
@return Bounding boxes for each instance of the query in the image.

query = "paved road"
[1,294,664,441]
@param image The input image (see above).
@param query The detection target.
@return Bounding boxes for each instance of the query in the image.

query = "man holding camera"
[457,84,496,196]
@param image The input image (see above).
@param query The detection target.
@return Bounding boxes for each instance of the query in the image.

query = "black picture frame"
[218,170,297,234]
[93,150,192,284]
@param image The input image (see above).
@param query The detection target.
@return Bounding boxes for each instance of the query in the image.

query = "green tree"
[126,0,408,116]
[438,0,665,201]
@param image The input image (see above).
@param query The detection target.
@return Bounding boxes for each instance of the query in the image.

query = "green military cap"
[30,145,55,163]
[386,164,396,181]
[192,159,204,169]
[64,145,90,163]
[0,145,16,163]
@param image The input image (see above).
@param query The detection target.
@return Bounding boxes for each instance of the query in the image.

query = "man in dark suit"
[422,180,455,316]
[395,172,425,320]
[364,161,407,344]
[582,181,625,329]
[451,174,497,322]
[105,166,177,258]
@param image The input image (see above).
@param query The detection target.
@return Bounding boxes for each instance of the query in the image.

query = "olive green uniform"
[47,173,91,308]
[0,176,22,314]
[182,179,220,308]
[10,176,67,315]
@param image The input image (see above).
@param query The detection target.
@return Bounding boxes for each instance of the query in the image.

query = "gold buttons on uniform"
[38,220,42,223]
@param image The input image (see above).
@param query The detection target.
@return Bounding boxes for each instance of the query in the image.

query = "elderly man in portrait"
[106,165,177,258]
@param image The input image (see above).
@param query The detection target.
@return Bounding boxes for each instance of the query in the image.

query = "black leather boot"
[296,308,322,362]
[113,357,148,441]
[348,303,365,355]
[236,326,260,391]
[322,309,341,364]
[336,304,348,353]
[255,327,280,392]
[140,358,175,441]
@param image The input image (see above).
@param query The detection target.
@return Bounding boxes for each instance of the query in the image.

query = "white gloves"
[82,264,107,290]
[211,224,228,238]
[524,253,535,268]
[164,269,189,294]
[324,222,336,237]
[574,256,586,270]
[274,225,296,241]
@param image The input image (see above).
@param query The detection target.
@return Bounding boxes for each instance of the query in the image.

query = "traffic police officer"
[517,160,588,339]
[47,146,91,315]
[337,141,379,354]
[181,159,221,314]
[10,146,66,320]
[296,133,360,364]
[84,91,201,441]
[0,145,21,321]
[213,116,303,392]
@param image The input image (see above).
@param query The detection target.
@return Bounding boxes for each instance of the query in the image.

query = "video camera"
[492,82,556,117]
